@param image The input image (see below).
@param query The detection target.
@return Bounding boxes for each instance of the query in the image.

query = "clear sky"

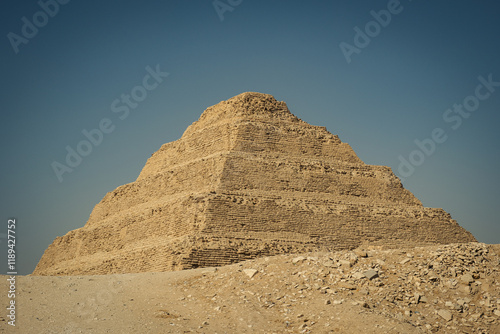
[1,0,499,275]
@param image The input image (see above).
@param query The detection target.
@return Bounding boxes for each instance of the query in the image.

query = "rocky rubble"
[181,242,499,333]
[4,242,498,333]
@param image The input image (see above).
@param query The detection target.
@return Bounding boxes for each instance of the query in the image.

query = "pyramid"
[33,92,476,275]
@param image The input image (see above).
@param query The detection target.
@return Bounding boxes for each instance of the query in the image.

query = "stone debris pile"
[179,242,499,333]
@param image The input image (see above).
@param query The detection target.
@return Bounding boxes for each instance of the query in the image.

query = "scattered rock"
[243,269,258,278]
[292,257,306,264]
[352,272,365,280]
[428,272,439,282]
[354,249,368,258]
[23,241,500,333]
[339,260,352,268]
[437,309,453,322]
[338,282,356,290]
[363,270,378,280]
[461,273,474,285]
[460,285,471,294]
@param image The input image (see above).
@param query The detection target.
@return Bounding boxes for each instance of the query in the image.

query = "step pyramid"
[33,92,476,275]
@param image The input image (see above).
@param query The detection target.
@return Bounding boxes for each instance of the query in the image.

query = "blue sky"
[1,0,499,274]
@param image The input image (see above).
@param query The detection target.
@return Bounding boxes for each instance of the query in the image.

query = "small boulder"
[461,273,474,285]
[338,282,356,290]
[243,269,258,278]
[292,256,306,264]
[352,272,365,280]
[437,309,453,322]
[363,270,379,280]
[354,249,368,258]
[339,260,351,268]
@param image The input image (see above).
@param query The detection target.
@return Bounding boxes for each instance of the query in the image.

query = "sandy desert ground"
[1,242,499,333]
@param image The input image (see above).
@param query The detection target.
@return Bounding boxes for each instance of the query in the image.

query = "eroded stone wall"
[33,92,476,275]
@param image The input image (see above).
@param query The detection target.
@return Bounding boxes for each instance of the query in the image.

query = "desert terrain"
[2,242,499,333]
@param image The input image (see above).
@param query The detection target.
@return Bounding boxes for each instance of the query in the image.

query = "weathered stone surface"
[186,242,499,333]
[461,273,475,284]
[243,269,258,278]
[438,309,453,321]
[292,256,306,264]
[364,270,379,280]
[33,92,476,276]
[352,272,365,280]
[354,249,368,258]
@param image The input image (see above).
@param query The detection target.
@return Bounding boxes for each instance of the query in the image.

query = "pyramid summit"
[33,92,476,275]
[198,92,297,120]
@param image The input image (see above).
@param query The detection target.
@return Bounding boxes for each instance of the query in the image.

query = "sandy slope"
[1,243,499,333]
